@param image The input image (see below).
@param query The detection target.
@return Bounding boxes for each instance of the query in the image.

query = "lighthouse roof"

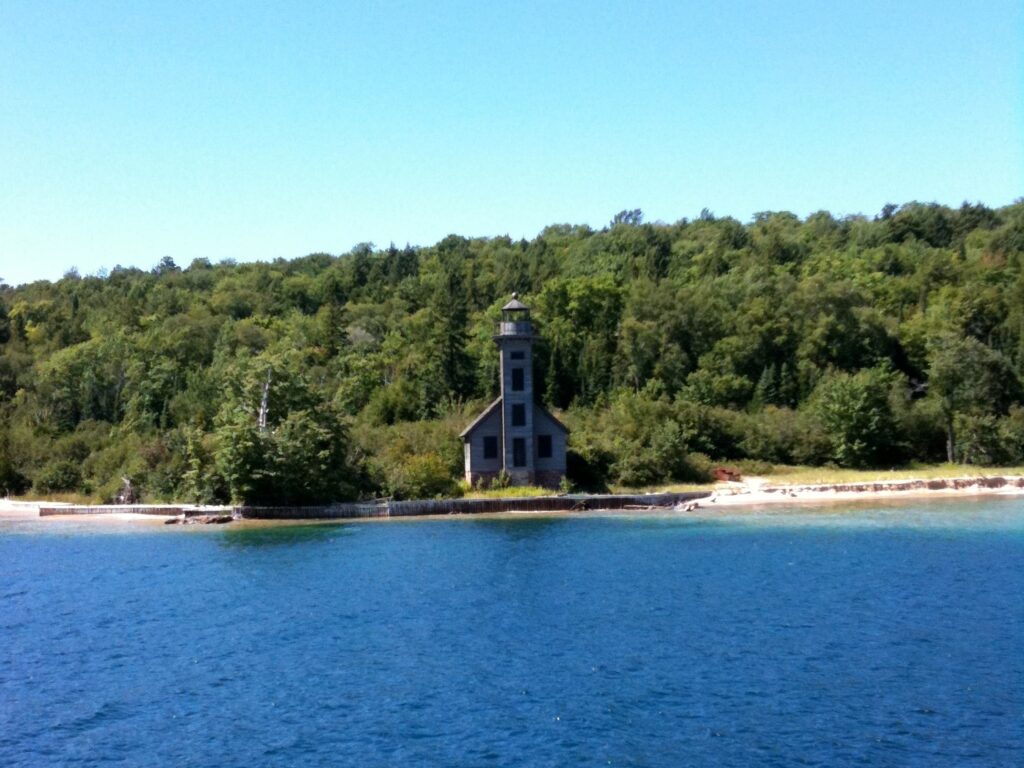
[502,297,529,311]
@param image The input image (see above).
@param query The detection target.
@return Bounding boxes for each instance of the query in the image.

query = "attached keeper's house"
[461,296,568,488]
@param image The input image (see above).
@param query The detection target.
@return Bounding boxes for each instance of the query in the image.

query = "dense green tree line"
[2,201,1024,502]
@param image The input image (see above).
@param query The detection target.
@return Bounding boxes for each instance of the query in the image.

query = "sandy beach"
[694,475,1024,511]
[0,500,198,523]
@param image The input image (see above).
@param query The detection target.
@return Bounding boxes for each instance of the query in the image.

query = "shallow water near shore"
[2,498,1022,767]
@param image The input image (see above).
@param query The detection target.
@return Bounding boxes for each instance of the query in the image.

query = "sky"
[1,0,1021,286]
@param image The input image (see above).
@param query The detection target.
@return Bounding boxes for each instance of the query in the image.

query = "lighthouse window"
[483,436,498,459]
[538,434,552,459]
[512,404,526,427]
[511,368,524,391]
[513,438,526,467]
[510,351,525,360]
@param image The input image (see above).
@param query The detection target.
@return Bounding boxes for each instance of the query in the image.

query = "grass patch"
[462,485,559,499]
[759,463,1024,485]
[12,491,104,505]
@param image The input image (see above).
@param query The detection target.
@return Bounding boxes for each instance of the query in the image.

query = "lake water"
[2,499,1022,767]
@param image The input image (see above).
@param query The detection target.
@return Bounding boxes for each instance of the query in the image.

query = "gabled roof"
[535,404,570,433]
[460,397,502,438]
[502,298,529,311]
[460,397,570,438]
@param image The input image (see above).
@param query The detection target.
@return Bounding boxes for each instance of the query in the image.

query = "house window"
[538,434,552,459]
[511,368,524,391]
[483,435,498,459]
[510,351,525,360]
[513,438,526,467]
[512,404,526,427]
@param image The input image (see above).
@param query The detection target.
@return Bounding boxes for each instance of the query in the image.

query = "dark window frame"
[511,367,524,391]
[510,351,525,360]
[483,435,498,459]
[538,434,552,459]
[513,438,526,467]
[511,403,526,427]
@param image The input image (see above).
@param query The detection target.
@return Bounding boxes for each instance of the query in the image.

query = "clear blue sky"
[1,0,1021,286]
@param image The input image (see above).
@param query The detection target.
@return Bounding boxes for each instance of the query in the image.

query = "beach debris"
[713,467,742,482]
[165,514,234,525]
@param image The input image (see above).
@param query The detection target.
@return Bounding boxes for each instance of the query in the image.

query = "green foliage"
[999,406,1024,463]
[214,405,357,505]
[927,333,1021,461]
[566,391,713,486]
[364,379,424,425]
[388,453,461,499]
[353,413,464,500]
[809,367,904,468]
[735,406,808,465]
[2,201,1024,502]
[954,412,1005,466]
[0,418,28,495]
[33,460,82,494]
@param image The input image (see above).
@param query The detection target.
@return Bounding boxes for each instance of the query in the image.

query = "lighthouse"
[460,295,568,488]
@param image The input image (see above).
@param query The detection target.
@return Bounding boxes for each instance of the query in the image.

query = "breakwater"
[238,491,710,520]
[37,505,215,517]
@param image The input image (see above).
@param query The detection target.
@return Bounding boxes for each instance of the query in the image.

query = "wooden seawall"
[38,505,205,517]
[238,491,710,520]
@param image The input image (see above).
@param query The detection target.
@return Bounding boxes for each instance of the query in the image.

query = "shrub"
[354,414,464,499]
[388,452,461,499]
[33,460,82,494]
[894,396,947,463]
[955,412,1005,466]
[809,367,905,467]
[735,458,775,476]
[736,406,801,464]
[0,452,28,496]
[684,452,715,483]
[999,406,1024,463]
[363,379,424,425]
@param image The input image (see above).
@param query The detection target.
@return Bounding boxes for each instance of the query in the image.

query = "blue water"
[2,499,1023,767]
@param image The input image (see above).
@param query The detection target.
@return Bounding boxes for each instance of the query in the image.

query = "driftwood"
[114,477,138,504]
[166,514,234,525]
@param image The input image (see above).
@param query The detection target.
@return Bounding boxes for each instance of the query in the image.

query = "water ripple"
[1,499,1022,766]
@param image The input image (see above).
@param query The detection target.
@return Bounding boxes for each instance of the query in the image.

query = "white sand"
[0,499,182,522]
[0,499,44,519]
[693,476,1024,511]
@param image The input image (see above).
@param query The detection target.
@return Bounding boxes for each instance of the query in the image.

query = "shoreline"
[2,475,1023,525]
[693,475,1024,513]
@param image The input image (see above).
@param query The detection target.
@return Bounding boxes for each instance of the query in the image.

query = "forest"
[1,201,1023,504]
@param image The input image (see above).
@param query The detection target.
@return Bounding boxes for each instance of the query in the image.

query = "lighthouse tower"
[495,295,536,485]
[460,295,568,488]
